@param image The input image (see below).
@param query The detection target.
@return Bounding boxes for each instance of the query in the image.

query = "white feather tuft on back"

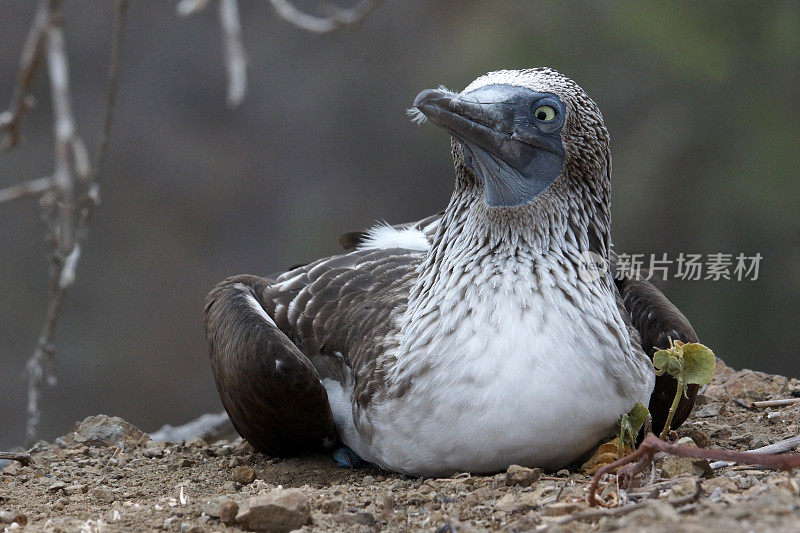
[356,223,431,252]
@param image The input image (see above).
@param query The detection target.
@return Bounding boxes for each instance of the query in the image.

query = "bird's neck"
[391,171,618,389]
[390,161,619,389]
[409,164,612,302]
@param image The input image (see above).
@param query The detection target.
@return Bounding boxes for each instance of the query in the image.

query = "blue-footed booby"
[204,68,698,476]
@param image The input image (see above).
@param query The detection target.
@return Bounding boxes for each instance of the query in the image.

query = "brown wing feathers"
[264,249,421,408]
[204,249,423,455]
[204,274,336,455]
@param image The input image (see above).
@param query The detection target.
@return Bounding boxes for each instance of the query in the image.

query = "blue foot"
[333,446,366,468]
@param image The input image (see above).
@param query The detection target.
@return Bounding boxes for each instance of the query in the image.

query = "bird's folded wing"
[204,274,336,454]
[260,247,424,407]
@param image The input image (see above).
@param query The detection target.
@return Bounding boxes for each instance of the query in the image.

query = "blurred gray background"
[1,1,799,449]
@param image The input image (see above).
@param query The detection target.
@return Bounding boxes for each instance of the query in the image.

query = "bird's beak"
[413,87,519,164]
[413,84,562,169]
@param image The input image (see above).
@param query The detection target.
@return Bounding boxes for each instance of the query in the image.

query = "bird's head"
[412,68,610,214]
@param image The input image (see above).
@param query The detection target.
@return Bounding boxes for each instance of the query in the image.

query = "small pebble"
[232,465,256,484]
[321,499,344,514]
[220,500,239,525]
[186,437,205,448]
[236,489,310,532]
[91,486,115,503]
[0,511,27,526]
[752,435,771,448]
[494,493,515,512]
[142,448,164,459]
[334,511,376,527]
[380,494,394,521]
[64,483,88,495]
[543,501,585,516]
[505,464,542,487]
[47,481,66,492]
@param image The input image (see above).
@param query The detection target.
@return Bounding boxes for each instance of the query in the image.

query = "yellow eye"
[534,105,556,121]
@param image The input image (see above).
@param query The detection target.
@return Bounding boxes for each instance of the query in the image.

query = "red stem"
[588,433,800,506]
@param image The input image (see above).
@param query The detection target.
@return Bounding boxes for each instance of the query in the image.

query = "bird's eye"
[534,105,556,121]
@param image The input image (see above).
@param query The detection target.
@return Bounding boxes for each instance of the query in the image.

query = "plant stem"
[659,377,684,439]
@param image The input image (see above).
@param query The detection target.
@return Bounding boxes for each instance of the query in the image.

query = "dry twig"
[0,1,49,150]
[588,433,800,506]
[553,480,569,502]
[710,433,800,470]
[0,176,53,204]
[177,0,248,107]
[9,0,130,445]
[742,434,800,455]
[218,0,248,107]
[266,0,383,33]
[176,0,212,16]
[752,398,800,408]
[179,0,383,106]
[149,411,235,443]
[555,480,700,527]
[0,452,32,466]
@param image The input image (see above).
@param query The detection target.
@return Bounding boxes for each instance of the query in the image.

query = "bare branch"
[80,0,129,235]
[46,0,83,256]
[150,411,235,443]
[180,0,381,107]
[24,0,129,445]
[556,480,700,526]
[752,398,800,408]
[0,452,32,466]
[710,433,800,469]
[267,0,383,33]
[218,0,247,107]
[588,432,800,506]
[176,0,212,17]
[745,433,800,455]
[0,1,49,151]
[0,176,53,205]
[25,288,65,445]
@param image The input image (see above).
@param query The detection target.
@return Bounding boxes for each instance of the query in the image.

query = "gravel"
[3,360,800,531]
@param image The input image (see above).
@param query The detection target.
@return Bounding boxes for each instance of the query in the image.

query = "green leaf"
[616,403,651,455]
[627,402,649,435]
[680,342,716,385]
[666,355,684,376]
[653,350,670,372]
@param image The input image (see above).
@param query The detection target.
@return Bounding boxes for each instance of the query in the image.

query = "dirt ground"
[4,360,800,532]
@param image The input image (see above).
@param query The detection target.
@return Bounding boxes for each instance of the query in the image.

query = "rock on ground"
[235,489,310,531]
[72,415,147,448]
